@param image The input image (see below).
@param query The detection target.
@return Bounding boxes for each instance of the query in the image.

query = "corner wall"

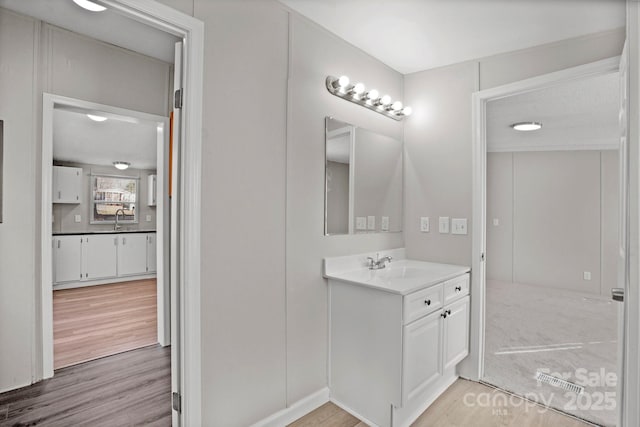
[404,29,625,266]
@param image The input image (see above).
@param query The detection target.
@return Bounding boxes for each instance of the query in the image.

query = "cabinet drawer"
[404,285,443,324]
[443,273,469,304]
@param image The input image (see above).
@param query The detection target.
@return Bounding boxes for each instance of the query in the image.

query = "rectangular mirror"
[325,117,403,235]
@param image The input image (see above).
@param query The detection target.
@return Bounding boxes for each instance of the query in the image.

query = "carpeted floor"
[484,280,619,427]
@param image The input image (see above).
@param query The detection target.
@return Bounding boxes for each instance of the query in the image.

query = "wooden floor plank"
[0,345,171,427]
[53,279,158,369]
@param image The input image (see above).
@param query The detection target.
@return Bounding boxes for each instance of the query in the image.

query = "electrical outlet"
[74,214,81,223]
[381,216,390,231]
[146,215,152,222]
[439,217,450,233]
[584,271,592,281]
[367,216,376,230]
[493,218,500,226]
[356,217,367,230]
[452,218,468,235]
[420,217,430,232]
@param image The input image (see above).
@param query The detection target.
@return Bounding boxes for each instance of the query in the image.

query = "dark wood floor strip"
[0,345,171,427]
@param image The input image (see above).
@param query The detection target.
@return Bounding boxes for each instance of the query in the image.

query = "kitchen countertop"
[53,230,156,236]
[324,248,470,295]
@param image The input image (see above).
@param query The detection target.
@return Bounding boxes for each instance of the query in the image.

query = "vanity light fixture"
[72,0,107,12]
[511,121,542,131]
[87,114,107,122]
[326,75,411,121]
[113,161,130,170]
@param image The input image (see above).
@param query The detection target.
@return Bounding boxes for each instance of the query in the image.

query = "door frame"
[467,56,633,423]
[38,1,203,425]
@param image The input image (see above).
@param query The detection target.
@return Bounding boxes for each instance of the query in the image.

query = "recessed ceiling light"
[511,121,542,132]
[113,161,130,170]
[72,0,107,12]
[87,114,107,122]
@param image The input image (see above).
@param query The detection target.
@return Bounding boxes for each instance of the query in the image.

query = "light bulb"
[353,83,365,95]
[380,95,391,106]
[73,0,107,12]
[366,89,379,101]
[337,75,350,88]
[87,114,107,122]
[391,101,403,111]
[402,106,413,116]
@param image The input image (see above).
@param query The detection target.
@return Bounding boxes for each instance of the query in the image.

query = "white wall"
[0,9,37,393]
[404,29,624,266]
[487,150,618,296]
[0,7,170,392]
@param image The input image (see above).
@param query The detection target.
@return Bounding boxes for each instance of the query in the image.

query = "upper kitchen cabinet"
[52,166,82,204]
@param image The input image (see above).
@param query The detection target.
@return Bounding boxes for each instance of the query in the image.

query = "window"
[90,175,139,224]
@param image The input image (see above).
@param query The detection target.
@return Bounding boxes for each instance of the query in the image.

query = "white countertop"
[324,249,470,295]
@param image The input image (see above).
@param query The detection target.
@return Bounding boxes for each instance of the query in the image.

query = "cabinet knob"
[424,299,431,306]
[447,309,451,315]
[441,312,447,318]
[455,286,462,292]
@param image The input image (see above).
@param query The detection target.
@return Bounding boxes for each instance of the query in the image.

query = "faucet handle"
[366,256,375,267]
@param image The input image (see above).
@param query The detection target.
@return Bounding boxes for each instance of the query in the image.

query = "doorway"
[470,56,629,427]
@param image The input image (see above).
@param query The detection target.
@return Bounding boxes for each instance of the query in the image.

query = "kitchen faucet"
[367,253,392,270]
[114,208,125,231]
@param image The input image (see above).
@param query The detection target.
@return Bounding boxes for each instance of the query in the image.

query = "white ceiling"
[0,0,178,63]
[53,107,158,169]
[279,0,625,74]
[487,72,620,152]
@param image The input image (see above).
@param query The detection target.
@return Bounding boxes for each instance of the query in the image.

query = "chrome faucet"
[114,208,125,231]
[367,253,393,270]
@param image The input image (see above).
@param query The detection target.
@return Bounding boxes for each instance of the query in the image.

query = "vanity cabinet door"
[53,236,82,284]
[83,235,118,281]
[402,310,442,405]
[117,234,148,276]
[443,296,470,371]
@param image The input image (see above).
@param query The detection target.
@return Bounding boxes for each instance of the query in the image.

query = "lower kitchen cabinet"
[53,235,82,283]
[117,233,148,276]
[82,234,118,281]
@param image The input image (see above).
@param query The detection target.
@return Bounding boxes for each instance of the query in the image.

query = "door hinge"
[174,88,183,109]
[172,392,182,413]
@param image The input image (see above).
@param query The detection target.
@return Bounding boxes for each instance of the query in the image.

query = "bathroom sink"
[324,249,470,295]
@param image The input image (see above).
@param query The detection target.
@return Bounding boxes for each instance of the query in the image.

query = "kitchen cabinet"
[146,233,157,273]
[329,271,470,427]
[148,174,157,206]
[53,236,82,283]
[52,166,82,204]
[82,234,118,281]
[117,233,148,276]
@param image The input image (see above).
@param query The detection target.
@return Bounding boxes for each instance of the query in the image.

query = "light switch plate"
[356,217,367,230]
[452,218,468,235]
[439,217,450,233]
[367,216,376,230]
[493,218,500,226]
[420,217,430,232]
[146,215,152,222]
[381,216,390,231]
[584,271,592,281]
[74,214,81,223]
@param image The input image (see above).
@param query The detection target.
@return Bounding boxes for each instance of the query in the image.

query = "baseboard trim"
[250,387,329,427]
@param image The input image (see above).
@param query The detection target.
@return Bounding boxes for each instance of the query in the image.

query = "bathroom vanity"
[324,248,470,427]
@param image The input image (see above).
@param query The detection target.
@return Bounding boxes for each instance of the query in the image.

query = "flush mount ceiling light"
[511,121,542,132]
[113,161,130,170]
[87,114,107,122]
[72,0,107,12]
[326,75,412,121]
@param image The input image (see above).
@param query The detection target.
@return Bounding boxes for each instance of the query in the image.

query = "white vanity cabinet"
[53,235,82,283]
[52,166,82,204]
[328,266,470,427]
[82,234,118,281]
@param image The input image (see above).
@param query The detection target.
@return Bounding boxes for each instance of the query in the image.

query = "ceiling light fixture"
[113,161,130,170]
[87,114,107,122]
[72,0,107,12]
[326,75,411,121]
[511,121,542,132]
